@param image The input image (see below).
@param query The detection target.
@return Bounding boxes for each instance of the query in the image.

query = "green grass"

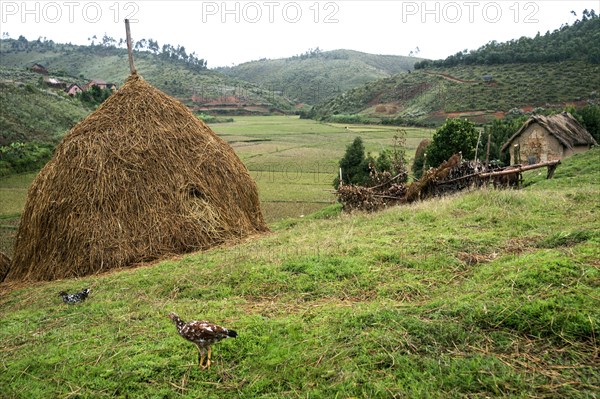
[0,172,36,255]
[0,172,35,217]
[0,147,598,398]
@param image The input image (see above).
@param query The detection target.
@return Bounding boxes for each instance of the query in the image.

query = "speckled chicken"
[167,312,237,369]
[58,288,90,304]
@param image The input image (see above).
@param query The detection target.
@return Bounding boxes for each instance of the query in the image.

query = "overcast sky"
[1,1,597,67]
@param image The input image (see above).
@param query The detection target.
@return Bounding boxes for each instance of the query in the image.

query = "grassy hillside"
[219,49,423,105]
[0,69,89,146]
[0,39,293,111]
[309,60,600,125]
[1,147,598,398]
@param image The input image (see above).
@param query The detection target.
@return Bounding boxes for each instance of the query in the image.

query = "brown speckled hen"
[167,312,237,369]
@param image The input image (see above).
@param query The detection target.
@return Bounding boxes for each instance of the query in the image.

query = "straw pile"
[4,73,268,282]
[0,252,10,281]
[405,154,462,202]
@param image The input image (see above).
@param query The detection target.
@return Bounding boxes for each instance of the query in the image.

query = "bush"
[334,136,408,188]
[79,86,113,107]
[427,118,479,167]
[327,114,371,124]
[570,104,600,143]
[0,141,54,176]
[486,117,525,164]
[195,113,234,124]
[333,137,370,188]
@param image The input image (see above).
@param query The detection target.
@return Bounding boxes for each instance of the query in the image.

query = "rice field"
[213,115,433,221]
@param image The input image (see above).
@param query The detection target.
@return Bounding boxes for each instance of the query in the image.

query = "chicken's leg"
[206,346,212,369]
[197,347,207,369]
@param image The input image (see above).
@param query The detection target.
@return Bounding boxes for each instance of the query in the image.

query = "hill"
[309,13,600,125]
[219,49,423,105]
[0,37,294,113]
[415,9,600,68]
[308,61,600,125]
[0,68,89,146]
[0,147,598,398]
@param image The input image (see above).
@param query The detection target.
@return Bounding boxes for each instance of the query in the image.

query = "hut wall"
[510,124,564,165]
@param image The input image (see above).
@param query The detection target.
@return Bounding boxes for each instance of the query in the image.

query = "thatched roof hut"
[4,73,268,282]
[501,112,597,165]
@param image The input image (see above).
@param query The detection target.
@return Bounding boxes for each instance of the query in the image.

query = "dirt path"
[424,71,476,84]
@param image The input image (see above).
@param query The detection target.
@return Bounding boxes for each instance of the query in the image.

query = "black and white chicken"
[58,288,90,304]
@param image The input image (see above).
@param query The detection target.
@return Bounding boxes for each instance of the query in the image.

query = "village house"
[43,76,67,89]
[501,112,597,165]
[29,63,48,75]
[65,84,83,96]
[83,79,117,91]
[83,79,107,90]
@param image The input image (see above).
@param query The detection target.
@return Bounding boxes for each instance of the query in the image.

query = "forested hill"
[415,9,600,68]
[219,49,423,105]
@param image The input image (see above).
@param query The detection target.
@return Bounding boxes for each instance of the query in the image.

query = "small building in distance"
[83,79,118,91]
[65,83,83,96]
[29,63,48,75]
[43,76,67,89]
[501,112,597,165]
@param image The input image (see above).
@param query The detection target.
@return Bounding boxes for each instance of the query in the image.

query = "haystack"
[0,252,10,281]
[5,73,268,282]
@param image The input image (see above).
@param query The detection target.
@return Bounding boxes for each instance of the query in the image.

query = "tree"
[334,136,408,188]
[426,118,479,167]
[333,137,370,188]
[378,132,408,183]
[569,104,600,143]
[148,39,159,54]
[486,116,527,165]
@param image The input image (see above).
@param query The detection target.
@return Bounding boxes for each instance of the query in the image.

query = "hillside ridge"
[308,13,600,125]
[219,48,424,105]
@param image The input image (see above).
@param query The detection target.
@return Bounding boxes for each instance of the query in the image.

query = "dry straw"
[5,73,268,282]
[0,251,10,281]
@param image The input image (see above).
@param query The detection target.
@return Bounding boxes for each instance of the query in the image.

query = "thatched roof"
[501,112,597,153]
[5,73,268,282]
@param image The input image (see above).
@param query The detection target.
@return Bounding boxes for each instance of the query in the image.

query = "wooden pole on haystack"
[125,19,136,74]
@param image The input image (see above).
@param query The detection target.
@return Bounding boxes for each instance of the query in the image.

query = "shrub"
[333,137,370,188]
[334,135,408,188]
[427,118,479,167]
[569,104,600,143]
[0,141,54,176]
